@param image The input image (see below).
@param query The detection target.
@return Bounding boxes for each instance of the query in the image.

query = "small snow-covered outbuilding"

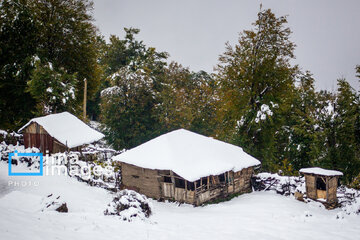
[113,129,261,205]
[300,167,342,207]
[19,112,104,154]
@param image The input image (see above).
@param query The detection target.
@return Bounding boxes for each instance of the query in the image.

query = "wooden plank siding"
[303,173,339,204]
[119,161,255,206]
[23,122,55,154]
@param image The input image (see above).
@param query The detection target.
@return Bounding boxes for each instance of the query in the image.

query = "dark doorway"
[316,177,326,190]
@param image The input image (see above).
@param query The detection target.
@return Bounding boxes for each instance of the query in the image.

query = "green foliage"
[0,0,100,128]
[349,173,360,190]
[214,7,360,182]
[216,8,297,170]
[317,79,360,183]
[157,62,218,136]
[99,29,169,150]
[101,67,164,150]
[27,61,77,114]
[0,0,38,129]
[274,71,319,171]
[99,29,218,150]
[30,0,101,103]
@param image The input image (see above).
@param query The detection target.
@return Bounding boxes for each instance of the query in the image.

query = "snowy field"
[0,162,359,240]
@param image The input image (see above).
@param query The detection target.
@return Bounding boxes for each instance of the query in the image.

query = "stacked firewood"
[252,173,304,196]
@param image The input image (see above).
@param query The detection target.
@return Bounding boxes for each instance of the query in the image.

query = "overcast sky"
[92,0,360,91]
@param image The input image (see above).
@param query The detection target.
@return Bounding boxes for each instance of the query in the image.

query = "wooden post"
[207,176,210,190]
[83,78,87,120]
[326,176,329,202]
[170,170,175,184]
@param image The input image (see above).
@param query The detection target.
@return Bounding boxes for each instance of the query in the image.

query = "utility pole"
[83,78,87,120]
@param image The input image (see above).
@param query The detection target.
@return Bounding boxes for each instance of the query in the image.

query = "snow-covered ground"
[0,162,359,240]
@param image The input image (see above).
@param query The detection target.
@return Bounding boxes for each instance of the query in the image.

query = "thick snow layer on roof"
[18,112,104,148]
[113,129,261,182]
[300,167,343,176]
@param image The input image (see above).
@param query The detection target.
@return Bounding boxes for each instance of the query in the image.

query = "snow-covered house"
[300,167,342,207]
[113,129,261,205]
[19,112,104,154]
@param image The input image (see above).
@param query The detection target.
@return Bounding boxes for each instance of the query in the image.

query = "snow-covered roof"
[18,112,104,148]
[299,167,343,177]
[113,129,261,182]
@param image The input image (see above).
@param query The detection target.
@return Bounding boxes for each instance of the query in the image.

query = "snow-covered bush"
[0,141,40,168]
[338,186,360,215]
[41,194,68,213]
[104,190,152,221]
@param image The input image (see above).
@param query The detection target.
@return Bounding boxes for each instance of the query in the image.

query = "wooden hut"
[299,167,343,207]
[18,112,104,154]
[113,129,261,206]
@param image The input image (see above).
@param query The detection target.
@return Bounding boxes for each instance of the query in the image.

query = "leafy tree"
[275,71,319,172]
[0,0,38,129]
[158,62,217,136]
[99,29,169,150]
[0,0,100,127]
[101,67,162,150]
[27,60,77,114]
[335,79,360,183]
[216,8,297,170]
[30,0,101,105]
[317,79,360,183]
[88,28,168,120]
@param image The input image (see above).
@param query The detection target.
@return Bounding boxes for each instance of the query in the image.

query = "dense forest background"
[1,0,359,185]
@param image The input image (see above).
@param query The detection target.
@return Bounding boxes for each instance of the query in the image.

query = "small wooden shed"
[18,112,104,154]
[113,129,261,206]
[299,167,343,206]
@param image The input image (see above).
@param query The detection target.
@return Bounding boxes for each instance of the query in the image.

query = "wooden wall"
[119,161,255,206]
[327,177,338,203]
[120,162,162,199]
[305,175,317,199]
[194,167,253,205]
[24,122,55,153]
[304,174,339,203]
